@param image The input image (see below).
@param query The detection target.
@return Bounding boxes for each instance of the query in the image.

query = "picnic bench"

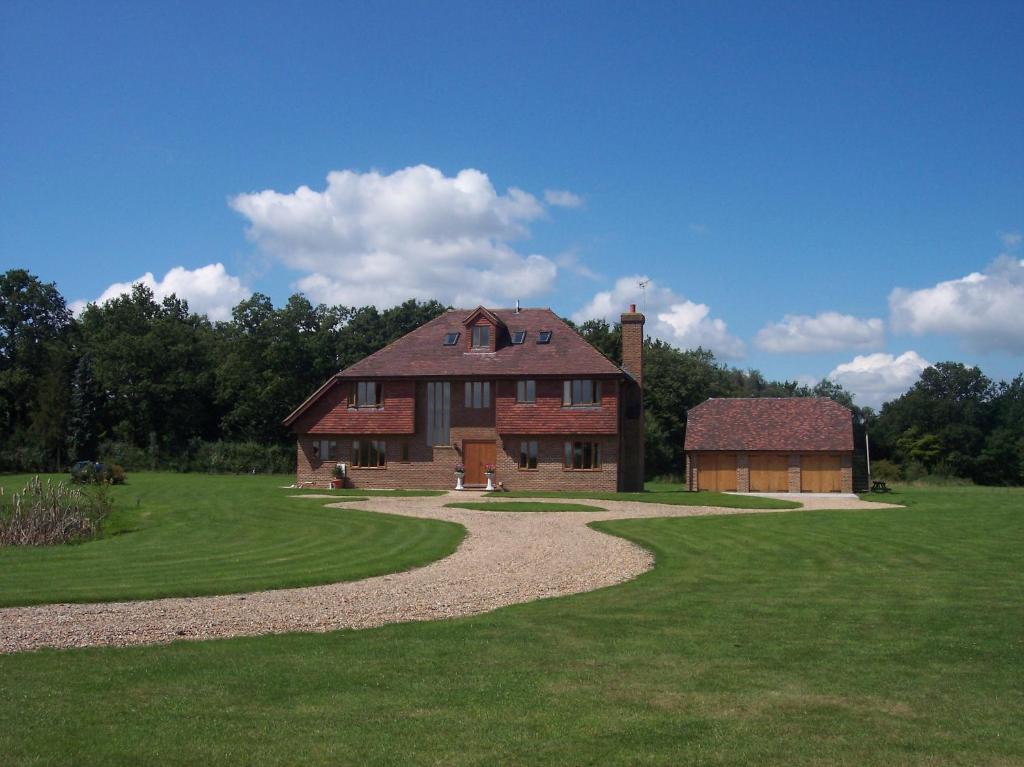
[870,480,890,493]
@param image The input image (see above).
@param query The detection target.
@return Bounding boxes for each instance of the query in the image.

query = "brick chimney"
[620,303,645,386]
[619,304,645,491]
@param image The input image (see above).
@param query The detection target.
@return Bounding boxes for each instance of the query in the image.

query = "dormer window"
[537,330,552,344]
[471,325,490,348]
[443,332,460,346]
[511,330,526,344]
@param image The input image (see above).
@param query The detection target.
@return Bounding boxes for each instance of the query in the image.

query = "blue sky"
[2,0,1022,406]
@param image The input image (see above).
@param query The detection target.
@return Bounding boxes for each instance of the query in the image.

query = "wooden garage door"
[697,452,737,492]
[800,453,842,492]
[749,454,789,492]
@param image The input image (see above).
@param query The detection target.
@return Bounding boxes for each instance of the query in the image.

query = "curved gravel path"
[0,493,900,653]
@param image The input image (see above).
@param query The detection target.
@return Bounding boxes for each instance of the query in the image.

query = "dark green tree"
[67,352,102,461]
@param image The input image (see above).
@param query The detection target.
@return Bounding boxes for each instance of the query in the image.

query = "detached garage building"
[684,398,854,494]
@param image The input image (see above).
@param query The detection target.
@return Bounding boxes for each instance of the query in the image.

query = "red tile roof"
[337,307,624,379]
[684,397,854,452]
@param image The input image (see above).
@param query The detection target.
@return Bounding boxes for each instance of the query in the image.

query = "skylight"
[443,332,460,346]
[537,330,552,344]
[511,330,526,344]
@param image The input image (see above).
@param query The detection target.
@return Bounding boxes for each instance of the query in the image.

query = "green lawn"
[445,501,608,512]
[486,483,800,509]
[1,485,1021,765]
[0,473,462,606]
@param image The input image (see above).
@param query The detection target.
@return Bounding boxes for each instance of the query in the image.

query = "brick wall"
[619,308,645,491]
[495,378,618,434]
[295,379,619,491]
[292,379,416,434]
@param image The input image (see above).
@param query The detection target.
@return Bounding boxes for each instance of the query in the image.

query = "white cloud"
[543,189,584,208]
[755,311,884,353]
[231,165,561,307]
[555,249,600,280]
[889,256,1024,353]
[827,351,930,409]
[72,263,250,321]
[573,275,745,359]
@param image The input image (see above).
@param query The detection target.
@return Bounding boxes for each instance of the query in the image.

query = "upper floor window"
[563,379,601,407]
[426,381,450,446]
[471,325,490,348]
[516,379,536,404]
[537,330,552,344]
[465,381,491,408]
[511,330,526,344]
[350,381,382,408]
[443,332,460,346]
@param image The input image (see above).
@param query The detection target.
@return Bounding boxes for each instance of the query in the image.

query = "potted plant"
[331,463,346,489]
[454,463,465,491]
[484,464,496,491]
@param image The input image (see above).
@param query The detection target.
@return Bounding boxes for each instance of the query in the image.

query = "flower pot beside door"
[484,464,496,491]
[454,464,465,491]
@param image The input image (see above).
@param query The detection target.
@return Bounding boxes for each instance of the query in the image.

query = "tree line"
[2,268,1021,484]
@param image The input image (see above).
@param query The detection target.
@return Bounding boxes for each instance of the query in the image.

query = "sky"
[2,0,1022,408]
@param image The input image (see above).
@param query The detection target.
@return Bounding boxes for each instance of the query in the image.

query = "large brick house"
[284,305,646,491]
[684,397,854,493]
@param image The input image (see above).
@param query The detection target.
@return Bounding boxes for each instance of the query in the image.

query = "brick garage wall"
[736,452,750,492]
[841,452,853,494]
[788,453,801,493]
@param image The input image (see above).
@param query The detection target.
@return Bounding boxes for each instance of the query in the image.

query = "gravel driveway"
[0,493,899,653]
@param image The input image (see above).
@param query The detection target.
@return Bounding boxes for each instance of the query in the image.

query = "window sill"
[351,465,387,470]
[517,467,539,472]
[561,405,602,410]
[562,467,604,472]
[347,406,384,411]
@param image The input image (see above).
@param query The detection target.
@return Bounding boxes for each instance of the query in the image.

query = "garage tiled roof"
[336,307,624,379]
[684,397,853,452]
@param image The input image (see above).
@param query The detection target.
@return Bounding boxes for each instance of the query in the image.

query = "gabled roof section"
[462,305,505,329]
[282,376,341,427]
[684,397,854,452]
[336,308,624,379]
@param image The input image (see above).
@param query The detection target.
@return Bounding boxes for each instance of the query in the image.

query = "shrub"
[70,461,127,485]
[0,476,113,547]
[870,459,902,482]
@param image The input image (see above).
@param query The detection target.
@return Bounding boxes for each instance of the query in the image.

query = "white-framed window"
[464,381,491,408]
[564,440,601,470]
[516,380,536,404]
[312,439,338,462]
[426,381,451,446]
[352,439,386,468]
[519,440,538,470]
[349,381,382,408]
[563,379,601,406]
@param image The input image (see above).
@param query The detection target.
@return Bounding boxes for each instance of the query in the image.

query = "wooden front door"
[462,440,496,486]
[697,452,737,492]
[800,453,842,492]
[749,453,790,492]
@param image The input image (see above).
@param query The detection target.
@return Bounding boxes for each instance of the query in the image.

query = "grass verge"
[487,484,800,509]
[0,473,462,606]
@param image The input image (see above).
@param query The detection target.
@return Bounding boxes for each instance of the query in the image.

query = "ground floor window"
[313,439,338,461]
[564,440,601,470]
[352,439,386,468]
[519,440,538,469]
